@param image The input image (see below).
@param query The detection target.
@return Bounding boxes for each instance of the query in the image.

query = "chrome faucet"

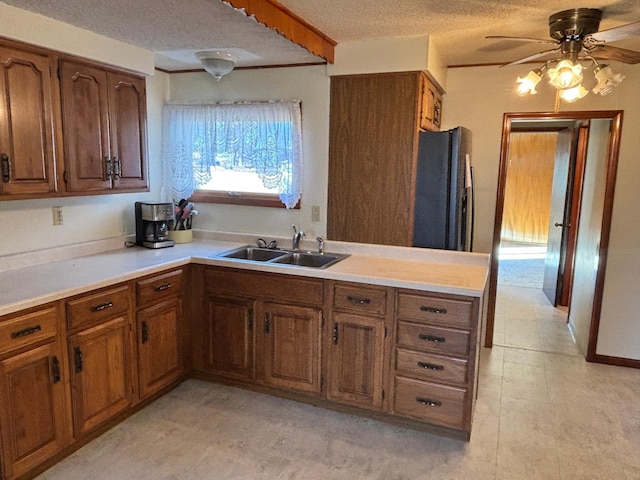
[291,224,305,251]
[316,236,324,254]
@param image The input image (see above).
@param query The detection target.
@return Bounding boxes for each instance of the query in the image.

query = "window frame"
[190,190,300,208]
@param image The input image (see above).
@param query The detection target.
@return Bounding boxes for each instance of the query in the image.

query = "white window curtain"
[162,100,303,208]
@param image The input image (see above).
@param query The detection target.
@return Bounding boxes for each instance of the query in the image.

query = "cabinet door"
[108,72,148,191]
[59,59,111,193]
[0,45,57,196]
[204,295,255,380]
[0,343,68,479]
[137,297,183,399]
[327,312,386,410]
[262,302,321,394]
[68,316,132,437]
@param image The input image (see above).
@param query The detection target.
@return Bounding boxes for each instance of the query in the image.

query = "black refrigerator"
[412,127,474,251]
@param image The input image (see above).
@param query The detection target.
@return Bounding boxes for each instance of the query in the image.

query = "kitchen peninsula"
[0,231,489,480]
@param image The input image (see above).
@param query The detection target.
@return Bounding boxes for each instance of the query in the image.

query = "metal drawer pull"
[51,356,61,383]
[416,397,442,407]
[347,295,371,305]
[417,361,444,371]
[90,301,113,312]
[154,283,172,291]
[10,324,42,339]
[420,306,447,314]
[418,334,446,343]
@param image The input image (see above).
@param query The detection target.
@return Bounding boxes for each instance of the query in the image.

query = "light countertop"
[0,231,490,317]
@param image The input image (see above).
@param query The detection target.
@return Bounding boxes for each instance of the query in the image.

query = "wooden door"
[68,316,132,437]
[262,302,321,394]
[327,313,385,410]
[108,72,148,191]
[543,128,576,306]
[59,59,111,193]
[0,343,68,479]
[204,295,255,380]
[0,45,57,196]
[137,297,183,399]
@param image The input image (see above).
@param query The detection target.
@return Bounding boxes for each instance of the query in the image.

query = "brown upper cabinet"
[0,43,58,196]
[327,71,444,246]
[0,37,149,200]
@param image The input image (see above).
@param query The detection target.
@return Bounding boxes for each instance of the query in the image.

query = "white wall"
[168,66,330,242]
[443,64,640,361]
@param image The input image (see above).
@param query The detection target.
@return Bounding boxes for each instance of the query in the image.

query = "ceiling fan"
[486,8,640,101]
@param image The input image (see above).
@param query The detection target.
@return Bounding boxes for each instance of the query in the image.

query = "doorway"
[485,111,623,362]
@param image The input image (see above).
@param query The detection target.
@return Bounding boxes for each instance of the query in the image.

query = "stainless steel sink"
[271,252,349,269]
[219,246,289,262]
[217,246,349,269]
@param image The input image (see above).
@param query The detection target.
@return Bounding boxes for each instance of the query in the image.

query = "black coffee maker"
[135,202,175,249]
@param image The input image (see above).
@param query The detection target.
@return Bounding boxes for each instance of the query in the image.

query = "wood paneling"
[501,132,558,244]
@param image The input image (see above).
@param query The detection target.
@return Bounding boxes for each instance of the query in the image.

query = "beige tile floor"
[35,284,640,480]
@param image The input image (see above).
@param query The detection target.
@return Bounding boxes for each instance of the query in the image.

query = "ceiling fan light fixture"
[516,69,543,96]
[548,59,583,89]
[559,84,589,103]
[195,51,238,81]
[592,65,625,96]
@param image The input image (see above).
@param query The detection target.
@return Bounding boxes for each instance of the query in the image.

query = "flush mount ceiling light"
[486,8,640,103]
[195,51,238,81]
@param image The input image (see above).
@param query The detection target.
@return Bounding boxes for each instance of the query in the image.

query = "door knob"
[554,223,572,228]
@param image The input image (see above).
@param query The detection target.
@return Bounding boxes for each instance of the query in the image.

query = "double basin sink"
[217,245,349,269]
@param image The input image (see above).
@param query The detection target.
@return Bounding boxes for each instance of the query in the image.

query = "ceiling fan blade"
[500,48,560,67]
[588,21,640,42]
[589,44,640,64]
[486,35,556,44]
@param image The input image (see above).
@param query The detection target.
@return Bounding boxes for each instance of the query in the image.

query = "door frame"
[484,110,623,364]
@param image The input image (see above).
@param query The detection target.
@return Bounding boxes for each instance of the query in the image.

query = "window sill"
[190,191,300,209]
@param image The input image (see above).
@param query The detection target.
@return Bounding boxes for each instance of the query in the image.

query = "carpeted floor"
[497,258,545,288]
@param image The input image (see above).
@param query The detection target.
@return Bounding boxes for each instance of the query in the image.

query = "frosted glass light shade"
[196,51,238,81]
[516,69,543,96]
[548,59,583,89]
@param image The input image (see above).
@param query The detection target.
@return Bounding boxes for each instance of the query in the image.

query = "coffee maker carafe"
[135,202,175,249]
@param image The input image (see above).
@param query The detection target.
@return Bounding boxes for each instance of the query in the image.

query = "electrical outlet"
[52,206,63,226]
[311,205,320,222]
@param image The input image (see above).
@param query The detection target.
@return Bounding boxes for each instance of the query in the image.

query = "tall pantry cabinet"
[327,71,443,246]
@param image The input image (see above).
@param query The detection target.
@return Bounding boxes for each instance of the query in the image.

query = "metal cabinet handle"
[248,309,253,331]
[154,283,172,292]
[416,397,442,407]
[90,301,113,312]
[420,305,447,315]
[10,324,42,339]
[347,295,371,305]
[332,322,339,345]
[113,156,121,179]
[417,361,444,371]
[51,356,61,383]
[141,321,149,344]
[1,153,10,182]
[105,156,112,178]
[418,333,446,343]
[74,347,83,373]
[264,313,270,334]
[554,222,572,228]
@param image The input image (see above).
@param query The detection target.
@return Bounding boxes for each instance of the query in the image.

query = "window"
[162,101,302,208]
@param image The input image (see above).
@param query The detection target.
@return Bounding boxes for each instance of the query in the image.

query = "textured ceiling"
[3,0,640,70]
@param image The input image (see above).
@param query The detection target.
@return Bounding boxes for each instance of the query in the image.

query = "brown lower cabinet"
[0,304,69,480]
[0,264,483,479]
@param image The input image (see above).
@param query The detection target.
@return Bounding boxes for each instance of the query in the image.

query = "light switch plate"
[52,206,63,226]
[311,205,320,222]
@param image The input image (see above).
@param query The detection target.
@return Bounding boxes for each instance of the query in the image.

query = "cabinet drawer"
[396,322,470,357]
[397,293,472,328]
[66,285,130,330]
[394,376,467,430]
[0,306,58,355]
[136,269,183,307]
[332,283,387,316]
[395,348,468,386]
